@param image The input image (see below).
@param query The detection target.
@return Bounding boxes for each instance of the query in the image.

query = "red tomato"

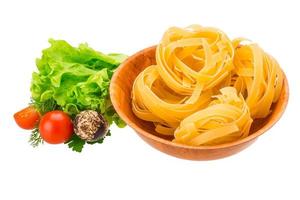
[39,111,73,144]
[14,106,40,130]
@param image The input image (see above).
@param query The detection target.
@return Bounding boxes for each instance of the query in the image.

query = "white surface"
[0,0,299,199]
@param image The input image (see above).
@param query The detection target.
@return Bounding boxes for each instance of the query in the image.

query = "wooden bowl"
[110,46,289,160]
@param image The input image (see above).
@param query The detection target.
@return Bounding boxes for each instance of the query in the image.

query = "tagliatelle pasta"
[131,25,283,146]
[156,25,234,95]
[132,65,212,135]
[232,39,283,118]
[174,87,252,145]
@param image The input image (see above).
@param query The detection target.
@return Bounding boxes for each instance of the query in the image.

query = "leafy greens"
[30,39,127,151]
[31,39,126,125]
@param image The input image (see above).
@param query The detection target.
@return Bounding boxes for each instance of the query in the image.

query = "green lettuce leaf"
[31,39,127,127]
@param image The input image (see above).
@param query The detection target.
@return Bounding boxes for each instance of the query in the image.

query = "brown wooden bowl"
[110,46,289,160]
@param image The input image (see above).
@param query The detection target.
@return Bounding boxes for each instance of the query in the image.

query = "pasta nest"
[131,25,283,146]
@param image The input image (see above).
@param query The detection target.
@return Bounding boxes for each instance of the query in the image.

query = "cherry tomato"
[39,111,73,144]
[14,106,40,130]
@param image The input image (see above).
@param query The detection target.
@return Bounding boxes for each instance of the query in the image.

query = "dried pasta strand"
[156,25,234,95]
[131,25,283,146]
[174,87,252,146]
[132,65,211,135]
[232,39,284,118]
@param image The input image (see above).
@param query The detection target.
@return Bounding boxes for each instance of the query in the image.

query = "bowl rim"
[110,46,289,150]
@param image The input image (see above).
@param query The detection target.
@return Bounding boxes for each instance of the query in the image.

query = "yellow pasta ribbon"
[131,25,283,146]
[156,25,234,95]
[174,87,252,146]
[232,39,284,118]
[132,65,211,135]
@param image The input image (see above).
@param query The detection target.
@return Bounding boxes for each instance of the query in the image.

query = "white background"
[0,0,299,199]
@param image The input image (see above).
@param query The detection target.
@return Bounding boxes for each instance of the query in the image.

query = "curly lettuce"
[30,39,127,128]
